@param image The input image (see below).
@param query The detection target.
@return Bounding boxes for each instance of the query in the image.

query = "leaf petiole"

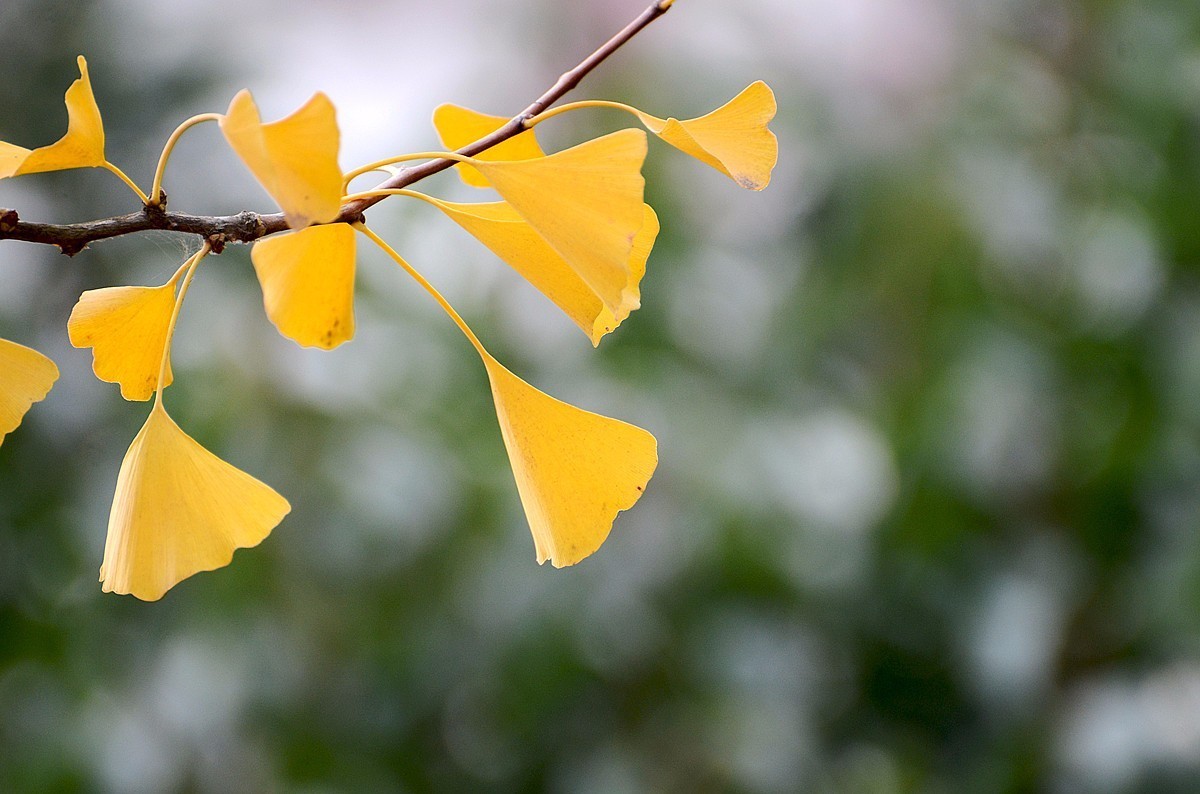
[101,161,150,205]
[148,113,222,207]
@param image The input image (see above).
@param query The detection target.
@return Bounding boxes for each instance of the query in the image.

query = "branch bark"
[0,0,675,256]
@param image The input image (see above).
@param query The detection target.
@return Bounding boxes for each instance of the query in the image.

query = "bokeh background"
[2,0,1200,791]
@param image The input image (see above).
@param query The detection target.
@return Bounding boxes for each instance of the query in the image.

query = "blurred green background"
[2,0,1200,791]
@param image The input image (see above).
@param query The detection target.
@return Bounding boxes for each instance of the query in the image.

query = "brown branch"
[0,0,676,257]
[0,205,275,256]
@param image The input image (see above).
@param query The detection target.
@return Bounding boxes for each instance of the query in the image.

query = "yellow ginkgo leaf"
[634,81,778,190]
[251,223,357,350]
[219,90,343,230]
[0,142,29,178]
[432,104,546,188]
[67,282,177,401]
[1,56,106,179]
[427,197,658,346]
[471,129,648,315]
[100,404,291,601]
[356,223,657,567]
[483,352,657,567]
[0,339,59,445]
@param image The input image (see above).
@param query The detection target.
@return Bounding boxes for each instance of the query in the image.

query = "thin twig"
[340,0,674,219]
[0,0,676,256]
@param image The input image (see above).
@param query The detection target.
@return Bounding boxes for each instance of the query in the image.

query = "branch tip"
[351,0,673,214]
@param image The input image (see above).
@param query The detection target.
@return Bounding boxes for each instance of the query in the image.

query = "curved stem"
[340,165,401,191]
[153,242,211,411]
[101,161,150,205]
[340,188,436,205]
[164,255,195,287]
[525,99,644,128]
[149,113,222,207]
[354,223,486,359]
[342,152,474,190]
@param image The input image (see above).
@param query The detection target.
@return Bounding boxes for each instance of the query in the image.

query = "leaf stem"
[354,223,486,359]
[153,242,211,411]
[525,100,643,128]
[342,152,474,190]
[101,161,150,205]
[149,113,222,207]
[340,188,430,204]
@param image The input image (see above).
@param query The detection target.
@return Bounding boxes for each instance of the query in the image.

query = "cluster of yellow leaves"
[0,56,777,600]
[0,57,95,449]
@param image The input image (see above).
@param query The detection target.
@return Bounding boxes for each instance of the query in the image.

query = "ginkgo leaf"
[483,351,657,567]
[427,197,658,345]
[100,404,291,601]
[219,90,343,230]
[251,223,357,350]
[470,129,648,315]
[355,224,658,567]
[67,283,176,401]
[1,56,105,179]
[633,81,778,190]
[432,104,546,188]
[0,142,29,178]
[0,339,58,445]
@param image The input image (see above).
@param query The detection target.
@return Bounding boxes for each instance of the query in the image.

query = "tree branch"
[0,0,676,256]
[0,205,271,256]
